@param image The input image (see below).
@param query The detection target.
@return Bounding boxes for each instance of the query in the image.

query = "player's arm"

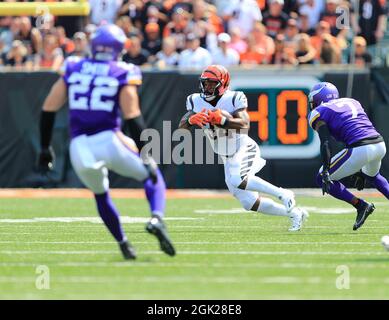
[120,85,146,149]
[120,85,159,183]
[38,77,67,172]
[314,120,333,194]
[314,120,331,172]
[179,94,209,129]
[208,91,250,130]
[224,108,250,130]
[207,108,250,130]
[178,111,195,130]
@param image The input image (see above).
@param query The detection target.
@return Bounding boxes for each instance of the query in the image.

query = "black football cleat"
[353,202,375,231]
[119,240,137,260]
[146,216,176,257]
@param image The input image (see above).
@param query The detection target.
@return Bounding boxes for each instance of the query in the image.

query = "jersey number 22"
[68,73,119,112]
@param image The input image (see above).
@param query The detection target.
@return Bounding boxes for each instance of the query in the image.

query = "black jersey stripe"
[189,94,195,110]
[232,92,239,108]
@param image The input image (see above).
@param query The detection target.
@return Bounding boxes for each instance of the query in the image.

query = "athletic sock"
[144,168,166,218]
[257,197,292,217]
[364,173,389,199]
[317,174,357,205]
[95,192,126,243]
[246,176,283,198]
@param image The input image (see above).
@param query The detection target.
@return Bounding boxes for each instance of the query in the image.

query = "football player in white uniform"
[179,65,308,231]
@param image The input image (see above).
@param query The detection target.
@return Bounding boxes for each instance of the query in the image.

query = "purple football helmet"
[308,82,339,110]
[91,24,127,61]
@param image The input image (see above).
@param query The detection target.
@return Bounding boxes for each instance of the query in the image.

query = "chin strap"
[204,95,217,102]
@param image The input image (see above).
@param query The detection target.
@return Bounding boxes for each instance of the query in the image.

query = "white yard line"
[0,275,389,285]
[1,261,388,269]
[0,250,387,255]
[0,240,381,245]
[141,225,389,229]
[0,217,202,224]
[0,232,104,235]
[194,207,358,215]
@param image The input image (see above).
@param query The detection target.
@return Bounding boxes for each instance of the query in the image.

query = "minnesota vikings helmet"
[308,82,339,110]
[91,24,127,61]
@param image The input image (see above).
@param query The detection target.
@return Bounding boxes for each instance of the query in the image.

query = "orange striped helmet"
[199,65,230,101]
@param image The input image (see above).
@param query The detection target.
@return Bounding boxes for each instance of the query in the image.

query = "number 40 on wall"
[247,90,309,145]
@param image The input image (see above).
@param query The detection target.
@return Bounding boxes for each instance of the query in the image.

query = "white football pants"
[69,130,149,194]
[319,141,387,180]
[222,136,267,210]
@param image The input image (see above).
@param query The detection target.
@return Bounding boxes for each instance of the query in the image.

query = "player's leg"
[364,172,389,199]
[245,176,295,212]
[224,140,295,212]
[361,142,389,199]
[316,146,375,230]
[69,135,136,259]
[226,181,308,231]
[317,148,365,204]
[224,152,308,231]
[109,131,175,256]
[110,132,166,216]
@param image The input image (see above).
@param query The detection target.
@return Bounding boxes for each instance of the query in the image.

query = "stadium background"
[0,0,388,189]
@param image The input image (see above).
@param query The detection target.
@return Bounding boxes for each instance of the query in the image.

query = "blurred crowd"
[0,0,387,70]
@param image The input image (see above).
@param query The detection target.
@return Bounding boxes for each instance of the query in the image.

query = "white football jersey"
[186,90,249,156]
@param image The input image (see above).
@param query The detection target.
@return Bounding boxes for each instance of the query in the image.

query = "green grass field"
[0,194,389,299]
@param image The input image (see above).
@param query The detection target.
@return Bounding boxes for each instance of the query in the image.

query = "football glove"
[139,152,158,184]
[139,143,159,184]
[208,109,227,126]
[351,171,366,191]
[321,169,333,195]
[38,146,55,172]
[188,108,209,128]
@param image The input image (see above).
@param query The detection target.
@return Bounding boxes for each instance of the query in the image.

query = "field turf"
[0,193,388,299]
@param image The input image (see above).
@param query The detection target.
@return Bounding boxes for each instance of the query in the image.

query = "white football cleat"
[381,235,389,251]
[288,207,309,232]
[279,189,296,213]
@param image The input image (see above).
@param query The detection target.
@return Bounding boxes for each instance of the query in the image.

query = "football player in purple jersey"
[38,24,175,259]
[308,82,389,230]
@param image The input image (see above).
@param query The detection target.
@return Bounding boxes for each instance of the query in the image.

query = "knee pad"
[240,197,256,211]
[231,189,257,211]
[258,197,276,212]
[228,175,245,189]
[76,164,108,194]
[77,166,96,176]
[77,160,105,174]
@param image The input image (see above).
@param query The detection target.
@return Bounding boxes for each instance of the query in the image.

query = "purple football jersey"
[308,98,380,146]
[61,56,142,138]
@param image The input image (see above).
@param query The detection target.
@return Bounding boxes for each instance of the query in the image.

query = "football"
[204,109,233,129]
[215,109,233,127]
[381,235,389,251]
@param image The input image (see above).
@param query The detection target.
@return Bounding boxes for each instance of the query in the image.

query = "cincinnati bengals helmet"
[199,65,231,102]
